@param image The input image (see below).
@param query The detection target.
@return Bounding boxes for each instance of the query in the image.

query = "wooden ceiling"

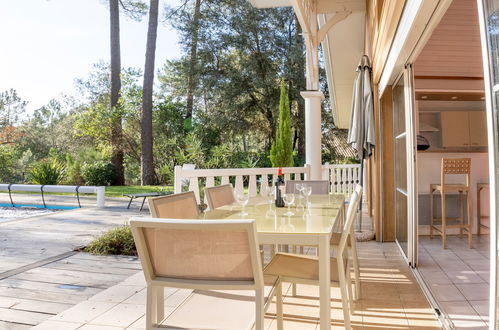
[414,0,483,79]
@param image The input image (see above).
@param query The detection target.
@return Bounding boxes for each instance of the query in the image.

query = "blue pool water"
[0,203,79,210]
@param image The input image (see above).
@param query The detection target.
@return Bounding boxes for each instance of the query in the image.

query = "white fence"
[323,164,362,195]
[174,163,362,205]
[0,184,106,207]
[174,165,310,204]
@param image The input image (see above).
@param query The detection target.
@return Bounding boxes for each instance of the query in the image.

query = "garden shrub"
[0,146,18,182]
[82,161,116,186]
[28,159,66,185]
[63,154,85,185]
[124,155,141,185]
[85,225,136,256]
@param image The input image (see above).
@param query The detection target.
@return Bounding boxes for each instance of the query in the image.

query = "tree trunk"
[185,0,202,121]
[295,17,306,159]
[140,0,159,185]
[110,0,125,185]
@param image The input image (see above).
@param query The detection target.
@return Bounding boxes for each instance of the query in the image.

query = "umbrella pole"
[358,159,364,232]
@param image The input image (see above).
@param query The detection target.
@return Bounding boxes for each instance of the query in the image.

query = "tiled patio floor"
[33,241,441,329]
[419,234,490,329]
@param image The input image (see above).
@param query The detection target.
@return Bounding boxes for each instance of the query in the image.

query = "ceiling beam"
[292,0,312,35]
[317,0,365,14]
[317,11,351,45]
[248,0,292,8]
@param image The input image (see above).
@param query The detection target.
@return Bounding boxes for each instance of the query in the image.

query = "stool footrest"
[431,217,464,222]
[431,225,472,234]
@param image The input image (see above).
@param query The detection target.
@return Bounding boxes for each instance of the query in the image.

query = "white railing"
[174,165,310,205]
[322,163,362,195]
[0,184,106,207]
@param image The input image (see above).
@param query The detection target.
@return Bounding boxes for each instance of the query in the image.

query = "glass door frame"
[477,1,499,328]
[393,65,418,267]
[405,64,419,267]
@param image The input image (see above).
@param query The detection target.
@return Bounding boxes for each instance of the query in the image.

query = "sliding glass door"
[477,1,499,328]
[392,66,418,265]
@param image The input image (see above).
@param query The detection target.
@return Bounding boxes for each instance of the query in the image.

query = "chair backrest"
[441,158,471,187]
[285,180,330,195]
[337,184,363,256]
[148,191,199,218]
[130,217,264,289]
[205,184,236,210]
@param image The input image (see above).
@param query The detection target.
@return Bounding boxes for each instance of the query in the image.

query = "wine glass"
[236,193,249,216]
[303,185,312,208]
[295,183,305,207]
[266,186,275,204]
[283,193,295,216]
[264,186,276,217]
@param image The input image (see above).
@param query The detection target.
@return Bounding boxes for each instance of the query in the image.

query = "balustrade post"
[174,165,182,194]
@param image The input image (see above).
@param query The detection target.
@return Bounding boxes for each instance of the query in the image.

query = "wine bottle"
[275,167,285,207]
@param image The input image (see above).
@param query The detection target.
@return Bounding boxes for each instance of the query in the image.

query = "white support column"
[96,186,106,207]
[302,90,324,180]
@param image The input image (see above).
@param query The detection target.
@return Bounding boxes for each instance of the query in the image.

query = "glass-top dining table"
[202,194,346,330]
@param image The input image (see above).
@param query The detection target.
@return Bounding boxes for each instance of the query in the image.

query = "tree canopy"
[0,0,343,186]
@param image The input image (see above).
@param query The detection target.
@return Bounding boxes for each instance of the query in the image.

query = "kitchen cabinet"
[441,111,487,147]
[469,111,488,146]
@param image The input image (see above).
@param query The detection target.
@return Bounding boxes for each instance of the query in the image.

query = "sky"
[0,0,182,113]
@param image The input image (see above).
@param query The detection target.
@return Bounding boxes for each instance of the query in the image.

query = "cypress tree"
[270,81,294,167]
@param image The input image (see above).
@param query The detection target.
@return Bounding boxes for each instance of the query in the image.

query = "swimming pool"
[0,204,79,222]
[0,203,79,210]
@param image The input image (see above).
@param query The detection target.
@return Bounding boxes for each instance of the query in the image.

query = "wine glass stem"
[287,204,290,214]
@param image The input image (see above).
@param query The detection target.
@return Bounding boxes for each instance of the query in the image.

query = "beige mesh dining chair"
[264,184,363,330]
[430,158,472,249]
[286,180,361,299]
[285,180,330,194]
[148,191,199,218]
[205,184,236,210]
[130,218,283,330]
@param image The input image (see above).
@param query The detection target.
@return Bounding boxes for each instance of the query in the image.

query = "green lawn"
[5,185,174,198]
[105,185,174,197]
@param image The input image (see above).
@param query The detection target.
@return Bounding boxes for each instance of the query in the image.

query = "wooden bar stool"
[430,158,472,249]
[477,183,489,235]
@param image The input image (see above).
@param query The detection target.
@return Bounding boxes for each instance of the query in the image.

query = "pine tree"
[270,81,294,167]
[141,0,159,185]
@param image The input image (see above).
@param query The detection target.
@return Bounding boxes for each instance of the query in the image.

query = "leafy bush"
[28,159,66,184]
[340,157,361,164]
[85,225,136,256]
[63,154,84,185]
[124,155,141,185]
[82,161,116,186]
[0,146,19,182]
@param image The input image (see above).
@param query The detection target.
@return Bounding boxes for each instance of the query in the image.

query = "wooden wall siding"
[380,88,395,241]
[414,0,483,78]
[368,0,406,84]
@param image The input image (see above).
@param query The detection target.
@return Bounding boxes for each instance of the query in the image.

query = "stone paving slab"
[33,242,442,330]
[0,204,145,328]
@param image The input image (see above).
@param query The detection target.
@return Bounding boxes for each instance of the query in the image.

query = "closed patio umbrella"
[348,55,375,232]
